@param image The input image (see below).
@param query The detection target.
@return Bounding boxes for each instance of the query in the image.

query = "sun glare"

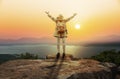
[75,24,80,29]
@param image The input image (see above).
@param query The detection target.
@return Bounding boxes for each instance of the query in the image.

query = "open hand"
[45,11,49,15]
[74,13,77,16]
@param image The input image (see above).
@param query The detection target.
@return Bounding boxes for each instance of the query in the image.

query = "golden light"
[75,24,80,29]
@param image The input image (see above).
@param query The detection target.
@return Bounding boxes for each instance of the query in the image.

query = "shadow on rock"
[46,59,64,79]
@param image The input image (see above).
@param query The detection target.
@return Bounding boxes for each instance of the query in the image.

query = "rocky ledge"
[0,59,119,79]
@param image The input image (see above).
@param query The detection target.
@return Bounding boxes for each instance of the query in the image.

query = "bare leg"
[62,38,66,59]
[62,38,66,53]
[56,37,60,59]
[57,37,60,53]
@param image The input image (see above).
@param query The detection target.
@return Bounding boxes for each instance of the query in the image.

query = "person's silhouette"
[45,12,77,59]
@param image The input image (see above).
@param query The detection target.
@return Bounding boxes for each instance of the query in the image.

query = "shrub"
[91,49,120,66]
[19,52,39,59]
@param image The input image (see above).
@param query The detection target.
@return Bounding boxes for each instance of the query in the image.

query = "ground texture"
[0,59,119,79]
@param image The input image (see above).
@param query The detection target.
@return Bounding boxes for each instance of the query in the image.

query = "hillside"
[0,59,120,79]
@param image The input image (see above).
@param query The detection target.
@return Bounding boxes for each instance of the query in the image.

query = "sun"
[75,24,80,29]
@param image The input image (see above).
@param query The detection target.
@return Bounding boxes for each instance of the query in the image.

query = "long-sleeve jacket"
[47,14,76,38]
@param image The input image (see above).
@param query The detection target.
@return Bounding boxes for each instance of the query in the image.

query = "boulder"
[101,62,116,68]
[116,66,120,79]
[46,54,56,59]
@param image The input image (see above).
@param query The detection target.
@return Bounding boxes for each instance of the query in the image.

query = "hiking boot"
[62,53,65,59]
[56,52,60,60]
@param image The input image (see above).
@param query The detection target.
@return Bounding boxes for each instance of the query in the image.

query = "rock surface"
[0,59,117,79]
[46,54,74,60]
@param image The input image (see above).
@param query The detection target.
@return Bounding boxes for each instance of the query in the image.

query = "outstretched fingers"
[45,11,49,14]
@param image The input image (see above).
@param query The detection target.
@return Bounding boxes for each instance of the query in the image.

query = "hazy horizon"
[0,35,120,46]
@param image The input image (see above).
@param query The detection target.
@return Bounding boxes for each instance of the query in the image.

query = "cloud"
[83,35,120,46]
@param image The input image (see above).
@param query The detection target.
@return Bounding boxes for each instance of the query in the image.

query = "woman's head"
[56,14,64,21]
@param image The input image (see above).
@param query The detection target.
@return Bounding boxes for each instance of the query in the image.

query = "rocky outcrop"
[67,71,112,79]
[46,54,74,60]
[116,66,120,79]
[0,59,118,79]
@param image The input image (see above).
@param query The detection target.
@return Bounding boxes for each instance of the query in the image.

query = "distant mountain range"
[0,37,54,45]
[0,35,120,46]
[83,35,120,46]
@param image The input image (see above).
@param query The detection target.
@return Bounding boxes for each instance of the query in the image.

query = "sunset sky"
[0,0,120,43]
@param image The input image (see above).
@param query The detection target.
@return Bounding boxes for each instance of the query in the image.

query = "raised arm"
[45,11,56,22]
[65,13,77,22]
